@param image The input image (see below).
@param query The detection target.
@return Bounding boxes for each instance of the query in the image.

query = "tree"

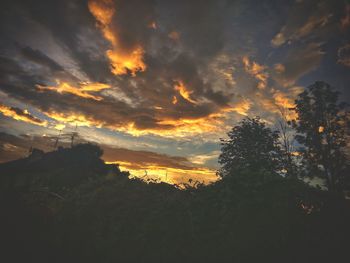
[218,117,283,178]
[293,81,349,192]
[276,106,298,178]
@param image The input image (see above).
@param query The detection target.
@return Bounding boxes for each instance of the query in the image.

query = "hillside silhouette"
[0,144,127,192]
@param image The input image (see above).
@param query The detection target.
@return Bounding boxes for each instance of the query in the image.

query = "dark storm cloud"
[156,0,227,57]
[111,0,156,51]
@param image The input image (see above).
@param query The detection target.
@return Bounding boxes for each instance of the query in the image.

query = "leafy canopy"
[293,81,349,191]
[219,117,283,178]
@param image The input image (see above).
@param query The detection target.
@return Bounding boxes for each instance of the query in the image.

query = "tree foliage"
[219,117,283,178]
[293,81,349,191]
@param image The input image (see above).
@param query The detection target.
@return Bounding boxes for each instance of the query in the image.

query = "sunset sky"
[0,0,349,184]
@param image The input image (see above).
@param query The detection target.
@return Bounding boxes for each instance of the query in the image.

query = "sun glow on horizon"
[105,160,218,185]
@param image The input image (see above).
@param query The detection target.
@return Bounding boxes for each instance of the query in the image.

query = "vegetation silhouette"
[292,81,349,192]
[0,81,349,263]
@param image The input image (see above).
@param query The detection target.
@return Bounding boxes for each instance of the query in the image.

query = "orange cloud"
[174,80,197,104]
[232,99,252,116]
[168,31,180,41]
[242,56,269,89]
[257,89,301,121]
[271,13,332,47]
[37,81,110,101]
[172,95,178,105]
[44,111,104,128]
[88,0,146,76]
[341,4,350,30]
[337,43,350,67]
[274,63,285,73]
[0,104,47,126]
[148,21,157,29]
[116,114,224,138]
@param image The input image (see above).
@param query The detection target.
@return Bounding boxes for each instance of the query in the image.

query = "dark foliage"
[0,143,349,263]
[0,81,349,262]
[219,117,283,177]
[293,81,350,192]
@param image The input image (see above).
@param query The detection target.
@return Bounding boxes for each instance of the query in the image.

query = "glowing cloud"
[172,95,178,105]
[44,111,104,128]
[232,99,252,116]
[148,21,157,29]
[0,104,47,126]
[88,0,146,76]
[257,90,300,121]
[114,111,227,138]
[54,123,66,130]
[174,80,197,104]
[168,31,180,41]
[242,56,269,90]
[37,81,110,101]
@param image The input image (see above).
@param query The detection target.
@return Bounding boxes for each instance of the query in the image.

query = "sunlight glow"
[106,160,218,185]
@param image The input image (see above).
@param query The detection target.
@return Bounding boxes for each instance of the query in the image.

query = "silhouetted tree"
[218,117,283,178]
[276,107,298,177]
[293,81,349,192]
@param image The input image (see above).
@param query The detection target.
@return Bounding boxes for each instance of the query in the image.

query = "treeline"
[0,81,349,263]
[219,81,349,193]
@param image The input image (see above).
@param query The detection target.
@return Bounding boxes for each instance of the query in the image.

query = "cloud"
[0,104,47,126]
[0,0,238,139]
[341,4,350,30]
[173,80,197,104]
[37,81,111,101]
[0,0,348,178]
[88,0,147,76]
[242,56,269,90]
[273,43,324,87]
[270,0,338,47]
[337,43,350,67]
[20,46,64,72]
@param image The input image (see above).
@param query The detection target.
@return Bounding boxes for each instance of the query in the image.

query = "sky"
[0,0,349,184]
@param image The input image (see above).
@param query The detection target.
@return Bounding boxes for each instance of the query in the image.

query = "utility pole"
[71,124,78,147]
[53,130,62,149]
